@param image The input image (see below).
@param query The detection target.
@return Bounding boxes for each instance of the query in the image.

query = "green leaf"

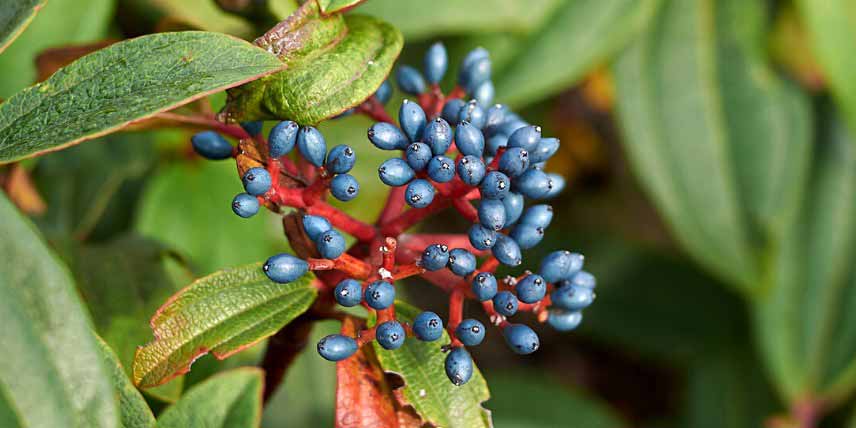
[223,12,403,124]
[156,368,263,428]
[0,0,44,54]
[755,113,856,405]
[797,0,856,147]
[0,0,113,98]
[0,193,118,428]
[132,264,317,388]
[495,0,661,108]
[612,0,811,294]
[0,31,284,163]
[317,0,365,15]
[359,0,561,40]
[135,160,282,276]
[371,301,492,428]
[95,337,157,428]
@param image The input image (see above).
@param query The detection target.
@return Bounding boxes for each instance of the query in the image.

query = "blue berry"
[530,137,560,163]
[427,155,455,183]
[503,324,540,355]
[242,167,271,196]
[399,100,427,142]
[376,320,406,350]
[472,272,498,301]
[544,173,565,199]
[515,168,553,199]
[445,347,474,386]
[498,118,528,137]
[334,279,362,307]
[263,253,308,283]
[458,48,490,92]
[317,334,358,361]
[551,284,595,311]
[423,42,448,84]
[441,98,466,123]
[326,145,356,174]
[484,104,509,133]
[457,155,486,186]
[297,126,327,167]
[365,280,395,310]
[240,121,263,136]
[378,158,415,187]
[492,234,522,266]
[455,319,485,346]
[468,224,497,250]
[375,79,392,104]
[231,193,259,218]
[508,125,541,152]
[396,65,427,95]
[569,270,596,288]
[330,174,360,202]
[269,121,298,157]
[486,134,508,156]
[405,179,435,208]
[315,229,346,259]
[368,122,409,150]
[493,291,518,317]
[515,274,546,304]
[413,311,444,342]
[302,214,332,241]
[510,224,544,250]
[498,147,530,177]
[520,205,553,228]
[191,131,233,160]
[421,244,450,271]
[460,47,489,73]
[478,199,506,231]
[406,142,433,171]
[480,171,510,200]
[448,248,476,276]
[473,80,495,106]
[455,121,485,157]
[547,310,583,332]
[457,100,486,129]
[501,193,525,227]
[423,117,452,155]
[539,251,584,283]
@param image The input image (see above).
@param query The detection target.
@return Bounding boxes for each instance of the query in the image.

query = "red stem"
[307,254,373,280]
[447,288,465,347]
[376,186,407,225]
[356,96,394,123]
[155,112,250,140]
[451,198,478,222]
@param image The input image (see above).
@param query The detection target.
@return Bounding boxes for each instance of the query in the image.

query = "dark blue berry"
[330,174,359,202]
[480,171,510,199]
[472,272,498,301]
[334,279,362,307]
[498,118,528,137]
[191,131,233,160]
[515,168,553,199]
[421,244,450,271]
[455,121,485,157]
[427,155,455,183]
[468,224,497,250]
[297,126,327,167]
[263,253,308,283]
[498,147,530,177]
[413,311,444,342]
[365,280,395,310]
[478,199,506,231]
[242,167,271,196]
[325,145,356,174]
[445,347,473,386]
[492,234,522,266]
[441,98,466,123]
[473,80,495,106]
[315,229,346,259]
[448,248,476,276]
[515,274,546,304]
[457,100,486,129]
[455,319,485,346]
[423,117,452,155]
[501,193,525,227]
[457,155,486,186]
[378,158,415,187]
[547,309,583,332]
[406,142,433,171]
[396,65,427,95]
[551,284,595,311]
[508,125,541,152]
[399,100,427,142]
[240,121,263,136]
[493,291,518,316]
[375,79,392,104]
[368,122,409,150]
[545,173,565,199]
[376,320,406,350]
[503,324,539,355]
[458,48,490,92]
[530,137,560,163]
[520,205,553,228]
[405,179,435,208]
[510,224,544,250]
[317,334,357,361]
[484,104,508,133]
[569,270,596,288]
[460,47,489,73]
[486,134,508,156]
[269,121,298,158]
[231,193,259,218]
[423,42,448,84]
[539,251,584,283]
[302,214,332,241]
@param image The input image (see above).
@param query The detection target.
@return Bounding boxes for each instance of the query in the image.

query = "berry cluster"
[189,42,595,386]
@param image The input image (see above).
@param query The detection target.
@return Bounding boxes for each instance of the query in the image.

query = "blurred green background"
[5,0,856,426]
